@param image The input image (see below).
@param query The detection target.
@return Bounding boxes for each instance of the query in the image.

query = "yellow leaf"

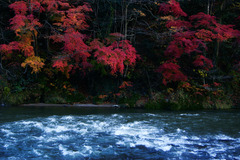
[21,56,45,73]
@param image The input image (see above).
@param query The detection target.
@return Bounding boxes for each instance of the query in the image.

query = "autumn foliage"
[90,37,139,75]
[1,0,240,107]
[157,0,239,85]
[0,0,139,77]
[156,62,187,85]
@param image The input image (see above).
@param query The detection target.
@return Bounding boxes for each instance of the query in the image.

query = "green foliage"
[92,95,105,105]
[44,95,67,104]
[214,100,232,110]
[118,93,141,108]
[66,92,86,104]
[169,89,204,110]
[144,91,196,110]
[0,86,11,104]
[0,76,9,103]
[228,71,240,108]
[1,74,42,105]
[144,83,233,110]
[90,60,107,76]
[6,90,34,105]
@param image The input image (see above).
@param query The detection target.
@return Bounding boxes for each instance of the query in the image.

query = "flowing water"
[0,106,240,159]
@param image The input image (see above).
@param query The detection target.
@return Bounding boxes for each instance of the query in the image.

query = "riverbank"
[5,102,236,111]
[20,103,122,108]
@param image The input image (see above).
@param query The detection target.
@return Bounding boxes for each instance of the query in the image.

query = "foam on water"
[44,125,69,133]
[0,113,239,159]
[180,113,199,116]
[215,134,234,140]
[59,144,81,156]
[1,128,14,136]
[33,149,42,156]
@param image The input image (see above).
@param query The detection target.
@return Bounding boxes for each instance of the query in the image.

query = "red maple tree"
[0,0,139,77]
[157,0,239,85]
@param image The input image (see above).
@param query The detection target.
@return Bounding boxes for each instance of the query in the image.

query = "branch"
[0,62,16,77]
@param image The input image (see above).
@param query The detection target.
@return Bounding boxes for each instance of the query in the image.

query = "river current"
[0,107,240,159]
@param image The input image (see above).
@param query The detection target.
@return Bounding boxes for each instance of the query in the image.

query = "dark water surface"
[0,106,240,159]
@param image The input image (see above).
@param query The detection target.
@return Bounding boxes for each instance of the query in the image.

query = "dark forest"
[0,0,240,110]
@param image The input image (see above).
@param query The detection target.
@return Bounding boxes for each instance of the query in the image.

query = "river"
[0,106,240,159]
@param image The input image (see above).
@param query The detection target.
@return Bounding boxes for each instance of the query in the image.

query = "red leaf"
[29,0,45,13]
[195,29,215,42]
[213,82,221,87]
[159,0,187,17]
[91,38,139,75]
[193,55,213,70]
[189,12,217,28]
[119,81,133,89]
[0,41,20,54]
[9,15,27,31]
[9,1,28,15]
[157,62,187,85]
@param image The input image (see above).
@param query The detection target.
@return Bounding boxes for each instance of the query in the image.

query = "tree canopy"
[0,0,240,109]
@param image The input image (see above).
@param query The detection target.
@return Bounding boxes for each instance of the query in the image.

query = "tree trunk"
[215,0,226,65]
[207,0,210,15]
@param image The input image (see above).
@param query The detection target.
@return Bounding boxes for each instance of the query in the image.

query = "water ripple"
[0,113,239,159]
